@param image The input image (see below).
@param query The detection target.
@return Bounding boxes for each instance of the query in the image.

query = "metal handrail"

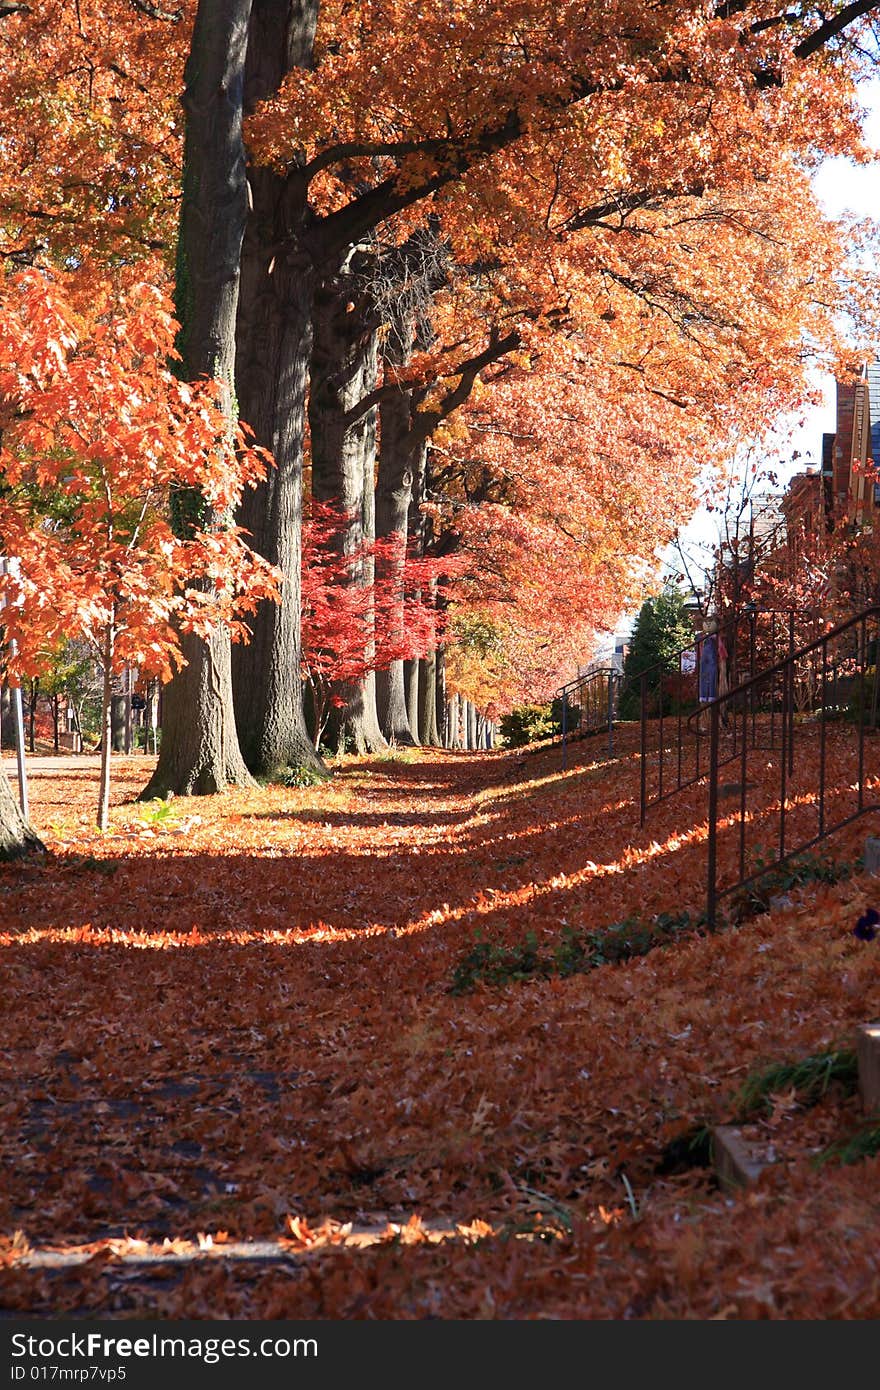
[705,604,880,927]
[558,666,619,770]
[638,607,801,823]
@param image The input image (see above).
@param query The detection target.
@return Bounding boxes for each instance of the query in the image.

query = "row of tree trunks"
[138,4,489,792]
[444,694,496,749]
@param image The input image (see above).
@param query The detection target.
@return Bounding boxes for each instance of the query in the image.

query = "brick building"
[826,361,880,525]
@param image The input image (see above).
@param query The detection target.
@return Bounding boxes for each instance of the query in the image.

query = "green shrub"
[279,762,328,789]
[499,704,554,747]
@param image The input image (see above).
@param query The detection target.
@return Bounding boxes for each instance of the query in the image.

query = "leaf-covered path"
[2,732,880,1318]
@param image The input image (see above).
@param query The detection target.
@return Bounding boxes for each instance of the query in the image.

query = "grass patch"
[375,746,421,764]
[655,1050,858,1176]
[813,1120,880,1168]
[449,911,705,994]
[734,1048,858,1118]
[137,794,181,829]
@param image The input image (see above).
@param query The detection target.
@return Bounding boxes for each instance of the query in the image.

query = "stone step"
[712,1125,773,1190]
[856,1021,880,1113]
[863,836,880,876]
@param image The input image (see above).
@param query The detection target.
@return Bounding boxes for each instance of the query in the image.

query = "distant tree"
[300,503,449,750]
[618,589,695,719]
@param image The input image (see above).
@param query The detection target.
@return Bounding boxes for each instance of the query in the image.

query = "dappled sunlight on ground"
[2,730,880,1316]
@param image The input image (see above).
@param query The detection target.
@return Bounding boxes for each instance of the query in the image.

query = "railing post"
[749,608,757,747]
[779,647,789,862]
[788,611,795,776]
[706,697,720,931]
[639,671,648,826]
[871,614,880,731]
[858,615,866,811]
[819,636,828,839]
[607,671,614,757]
[561,688,568,772]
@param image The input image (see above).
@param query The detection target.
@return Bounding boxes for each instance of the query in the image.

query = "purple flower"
[854,908,880,942]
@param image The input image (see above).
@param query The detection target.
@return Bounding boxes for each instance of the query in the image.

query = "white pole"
[0,556,29,816]
[10,641,28,819]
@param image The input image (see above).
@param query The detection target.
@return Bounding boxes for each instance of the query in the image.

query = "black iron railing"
[637,608,801,824]
[705,605,880,927]
[558,666,619,770]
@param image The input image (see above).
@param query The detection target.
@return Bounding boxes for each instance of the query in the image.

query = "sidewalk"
[1,752,155,773]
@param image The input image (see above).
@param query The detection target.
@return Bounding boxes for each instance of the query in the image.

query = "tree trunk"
[419,649,440,746]
[447,692,459,749]
[142,0,256,801]
[467,699,477,750]
[98,624,114,832]
[375,375,419,744]
[405,658,420,742]
[402,428,431,747]
[0,768,43,861]
[436,647,447,748]
[0,683,14,751]
[52,694,60,755]
[309,271,387,755]
[110,693,126,752]
[231,0,324,780]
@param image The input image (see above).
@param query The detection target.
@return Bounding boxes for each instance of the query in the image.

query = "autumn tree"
[142,0,264,799]
[222,0,880,779]
[4,0,880,791]
[0,268,278,830]
[230,0,323,779]
[300,503,449,746]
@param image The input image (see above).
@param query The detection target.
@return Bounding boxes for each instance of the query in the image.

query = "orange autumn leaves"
[1,727,880,1316]
[0,268,279,683]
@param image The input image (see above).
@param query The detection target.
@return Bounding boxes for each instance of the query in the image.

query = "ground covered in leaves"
[1,723,879,1318]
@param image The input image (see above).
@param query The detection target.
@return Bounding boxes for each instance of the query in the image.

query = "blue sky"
[793,75,880,459]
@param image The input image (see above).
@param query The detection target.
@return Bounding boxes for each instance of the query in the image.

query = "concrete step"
[864,836,880,875]
[712,1125,773,1190]
[856,1021,880,1113]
